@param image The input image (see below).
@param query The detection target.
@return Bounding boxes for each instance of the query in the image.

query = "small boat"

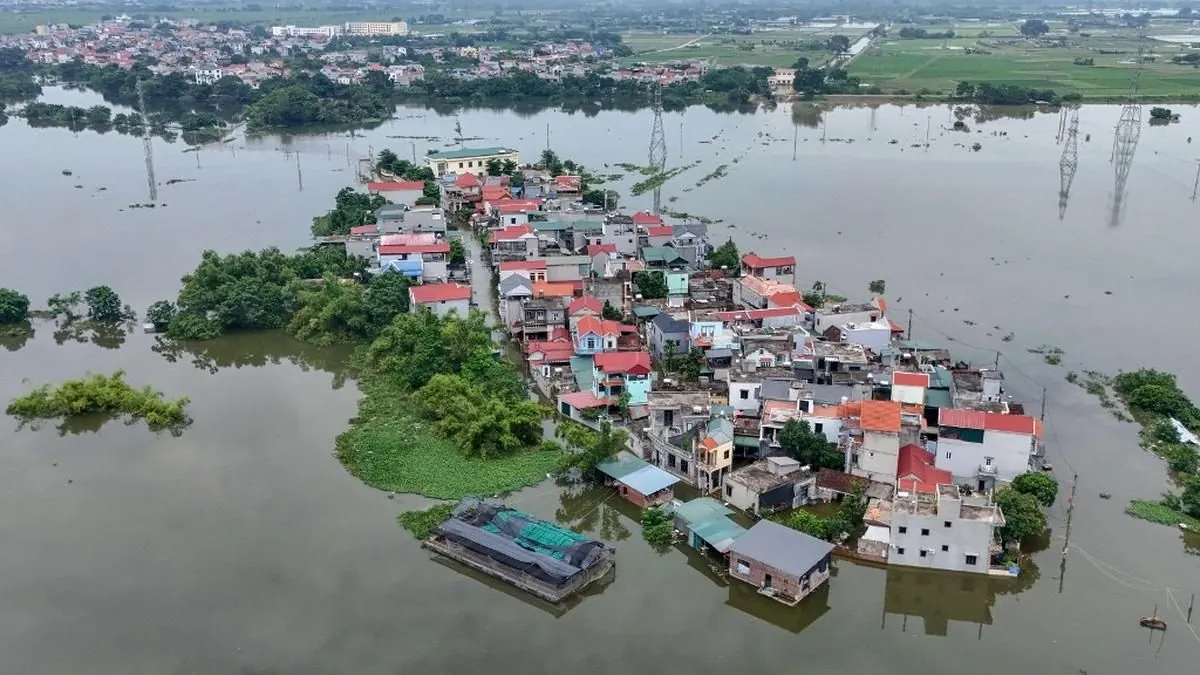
[1139,616,1167,631]
[1099,492,1112,499]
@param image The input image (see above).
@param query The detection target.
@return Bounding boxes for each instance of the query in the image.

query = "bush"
[397,502,455,539]
[6,370,192,434]
[641,507,674,546]
[1011,472,1059,507]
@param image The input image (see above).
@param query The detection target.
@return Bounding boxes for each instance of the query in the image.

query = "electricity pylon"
[1058,106,1079,221]
[648,81,667,214]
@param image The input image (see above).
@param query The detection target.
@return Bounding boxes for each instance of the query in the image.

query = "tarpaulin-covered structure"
[432,498,614,589]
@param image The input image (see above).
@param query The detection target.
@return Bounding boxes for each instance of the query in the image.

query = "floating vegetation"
[616,162,658,176]
[694,164,729,188]
[6,370,192,435]
[1028,344,1064,366]
[631,165,692,196]
[398,502,455,540]
[1002,332,1015,342]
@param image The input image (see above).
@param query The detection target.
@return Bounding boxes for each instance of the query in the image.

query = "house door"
[978,479,987,492]
[763,573,773,589]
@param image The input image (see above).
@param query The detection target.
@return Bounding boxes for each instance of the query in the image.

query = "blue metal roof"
[619,465,680,496]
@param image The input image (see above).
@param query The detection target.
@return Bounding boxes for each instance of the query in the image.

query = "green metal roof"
[595,451,649,481]
[426,146,516,160]
[533,220,572,232]
[925,388,954,410]
[570,356,595,390]
[633,306,661,319]
[673,497,733,525]
[691,516,746,553]
[573,220,605,232]
[641,246,686,264]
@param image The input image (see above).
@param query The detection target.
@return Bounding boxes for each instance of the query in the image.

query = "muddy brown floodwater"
[1,90,1198,674]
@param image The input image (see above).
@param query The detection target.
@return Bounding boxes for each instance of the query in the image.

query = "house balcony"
[978,463,997,477]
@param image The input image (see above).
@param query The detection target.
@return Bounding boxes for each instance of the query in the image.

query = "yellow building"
[425,147,520,177]
[343,21,408,36]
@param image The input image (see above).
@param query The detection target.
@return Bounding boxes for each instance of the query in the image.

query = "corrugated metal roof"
[727,520,833,578]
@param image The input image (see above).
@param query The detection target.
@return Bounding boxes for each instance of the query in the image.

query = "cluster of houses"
[355,144,1044,608]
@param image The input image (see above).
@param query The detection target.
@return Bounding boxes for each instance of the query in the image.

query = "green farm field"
[850,25,1200,100]
[622,27,865,68]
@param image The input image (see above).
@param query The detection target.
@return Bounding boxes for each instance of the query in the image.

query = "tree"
[868,279,886,295]
[707,237,740,273]
[556,421,628,480]
[1150,107,1173,120]
[827,35,851,53]
[786,510,830,538]
[287,276,369,346]
[47,291,83,323]
[778,419,844,470]
[994,488,1048,542]
[1011,472,1059,507]
[1181,476,1200,519]
[0,288,30,324]
[602,301,623,321]
[85,286,124,322]
[641,507,674,545]
[449,238,466,265]
[1020,19,1050,37]
[633,271,668,299]
[146,300,176,331]
[680,346,704,382]
[419,181,441,206]
[615,391,632,420]
[662,339,678,373]
[501,159,518,175]
[485,158,503,176]
[413,373,542,458]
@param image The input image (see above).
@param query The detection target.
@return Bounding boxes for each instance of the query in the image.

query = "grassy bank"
[335,376,564,500]
[1125,499,1200,530]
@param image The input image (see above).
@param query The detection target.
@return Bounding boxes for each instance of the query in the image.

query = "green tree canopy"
[1011,471,1059,507]
[312,187,388,237]
[146,300,176,330]
[994,488,1048,542]
[633,271,668,299]
[413,373,542,458]
[1020,19,1050,37]
[707,237,740,273]
[778,419,844,470]
[449,239,466,265]
[602,301,623,321]
[0,288,30,324]
[84,286,124,322]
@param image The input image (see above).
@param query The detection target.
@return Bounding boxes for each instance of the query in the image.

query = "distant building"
[270,25,340,38]
[723,457,815,514]
[345,21,409,36]
[192,63,222,85]
[409,282,471,318]
[425,147,520,177]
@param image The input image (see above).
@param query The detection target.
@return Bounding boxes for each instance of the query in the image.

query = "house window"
[945,451,952,459]
[984,456,994,466]
[944,521,952,528]
[897,526,907,534]
[586,338,596,349]
[739,390,749,400]
[680,459,689,474]
[723,450,730,460]
[725,483,732,497]
[668,455,676,469]
[920,528,930,536]
[965,554,978,566]
[814,422,824,433]
[941,544,949,552]
[897,547,905,555]
[919,549,928,558]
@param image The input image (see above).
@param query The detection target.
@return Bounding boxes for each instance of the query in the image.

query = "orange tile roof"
[531,281,575,298]
[859,400,902,433]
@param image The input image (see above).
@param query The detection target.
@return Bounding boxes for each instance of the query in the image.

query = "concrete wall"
[722,477,760,512]
[841,324,890,352]
[891,384,925,405]
[888,510,994,574]
[729,553,830,603]
[414,298,469,319]
[728,381,763,413]
[855,431,900,483]
[936,431,1031,485]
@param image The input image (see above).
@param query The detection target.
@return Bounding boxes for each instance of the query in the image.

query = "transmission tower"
[1058,106,1080,221]
[648,80,667,214]
[1109,32,1144,227]
[137,79,158,202]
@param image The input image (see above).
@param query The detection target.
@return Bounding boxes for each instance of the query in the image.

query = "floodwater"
[1,89,1199,674]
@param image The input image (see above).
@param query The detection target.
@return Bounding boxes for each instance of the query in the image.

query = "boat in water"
[1139,616,1168,631]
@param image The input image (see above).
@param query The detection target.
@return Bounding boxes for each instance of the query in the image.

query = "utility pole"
[648,81,667,214]
[296,152,303,192]
[1059,472,1078,594]
[906,308,913,340]
[993,350,1000,370]
[411,142,417,164]
[545,123,550,151]
[1040,386,1048,420]
[792,123,798,160]
[1191,162,1200,202]
[1188,592,1195,623]
[821,115,827,143]
[925,115,931,150]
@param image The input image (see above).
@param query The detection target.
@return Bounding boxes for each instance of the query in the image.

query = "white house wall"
[891,384,925,405]
[888,511,995,574]
[936,432,1032,484]
[855,431,900,483]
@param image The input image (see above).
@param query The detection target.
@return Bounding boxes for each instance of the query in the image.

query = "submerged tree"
[85,285,124,322]
[0,288,30,324]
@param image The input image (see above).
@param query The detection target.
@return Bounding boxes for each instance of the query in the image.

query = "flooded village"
[349,143,1052,608]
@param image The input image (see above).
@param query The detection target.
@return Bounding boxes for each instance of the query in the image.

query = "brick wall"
[728,555,831,603]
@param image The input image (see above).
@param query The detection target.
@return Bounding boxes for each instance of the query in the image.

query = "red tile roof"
[498,259,547,271]
[896,444,951,494]
[888,318,906,334]
[409,283,471,304]
[491,225,535,241]
[349,224,378,235]
[632,211,663,226]
[859,400,903,433]
[939,409,1040,435]
[531,281,575,298]
[559,390,611,410]
[525,341,574,363]
[573,315,629,338]
[593,351,652,375]
[585,243,617,256]
[367,181,425,192]
[379,242,449,255]
[646,225,673,237]
[454,173,481,188]
[380,233,437,246]
[742,252,796,269]
[567,296,604,316]
[494,199,542,214]
[481,185,511,200]
[892,371,930,388]
[555,175,582,192]
[767,291,808,310]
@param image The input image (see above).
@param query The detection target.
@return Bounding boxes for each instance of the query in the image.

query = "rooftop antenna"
[1058,105,1080,221]
[648,80,667,214]
[137,79,157,202]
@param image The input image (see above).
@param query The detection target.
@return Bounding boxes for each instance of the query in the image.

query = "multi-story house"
[888,445,1005,575]
[740,252,796,286]
[377,234,448,283]
[935,409,1042,491]
[592,351,652,405]
[425,146,520,177]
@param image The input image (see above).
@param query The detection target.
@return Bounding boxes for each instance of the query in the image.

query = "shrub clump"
[6,370,192,434]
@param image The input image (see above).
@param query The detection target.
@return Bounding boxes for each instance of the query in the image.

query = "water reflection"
[51,320,130,350]
[790,102,826,129]
[881,563,1038,637]
[0,323,34,351]
[151,331,353,388]
[430,555,616,618]
[554,483,633,543]
[726,577,832,633]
